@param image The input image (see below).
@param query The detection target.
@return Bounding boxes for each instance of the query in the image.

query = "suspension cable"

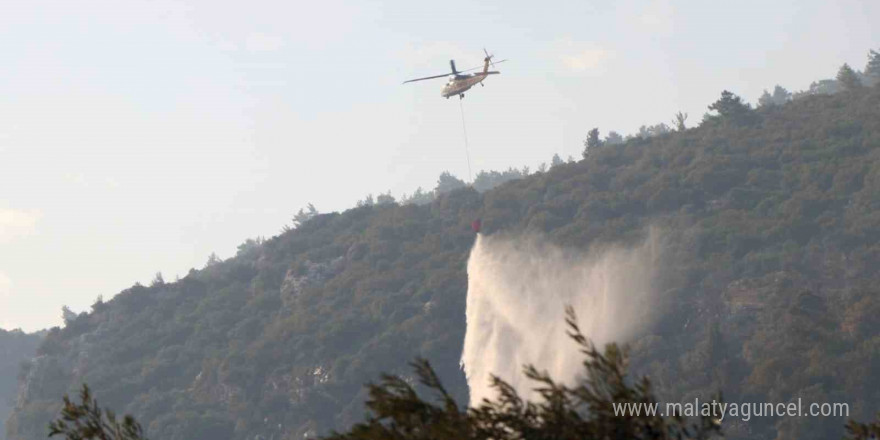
[459,98,473,182]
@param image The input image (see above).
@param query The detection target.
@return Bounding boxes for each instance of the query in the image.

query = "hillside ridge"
[6,84,880,440]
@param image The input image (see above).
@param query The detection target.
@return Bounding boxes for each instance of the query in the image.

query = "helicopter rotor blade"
[483,48,497,69]
[457,59,507,73]
[402,73,450,84]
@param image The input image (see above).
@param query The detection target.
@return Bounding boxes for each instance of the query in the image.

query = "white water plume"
[460,230,662,406]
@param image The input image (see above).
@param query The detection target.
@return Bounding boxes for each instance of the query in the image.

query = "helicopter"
[403,49,507,99]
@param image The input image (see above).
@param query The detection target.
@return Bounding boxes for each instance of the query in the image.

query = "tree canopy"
[583,128,602,158]
[836,63,863,91]
[707,90,756,125]
[866,49,880,78]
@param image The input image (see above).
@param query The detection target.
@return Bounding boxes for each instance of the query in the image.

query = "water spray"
[460,231,661,405]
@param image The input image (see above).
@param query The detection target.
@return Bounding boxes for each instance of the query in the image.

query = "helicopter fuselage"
[442,72,497,98]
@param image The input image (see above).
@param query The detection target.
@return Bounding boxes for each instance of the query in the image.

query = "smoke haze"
[461,230,662,406]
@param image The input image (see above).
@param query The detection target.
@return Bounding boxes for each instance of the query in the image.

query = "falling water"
[460,230,661,406]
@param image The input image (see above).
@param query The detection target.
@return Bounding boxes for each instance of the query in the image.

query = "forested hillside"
[6,81,880,440]
[0,329,42,436]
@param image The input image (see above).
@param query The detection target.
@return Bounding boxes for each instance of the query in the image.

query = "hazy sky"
[1,0,878,331]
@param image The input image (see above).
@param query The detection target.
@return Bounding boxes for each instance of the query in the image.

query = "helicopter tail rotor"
[483,48,497,69]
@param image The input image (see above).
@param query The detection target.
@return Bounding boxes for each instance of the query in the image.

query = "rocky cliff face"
[0,329,42,437]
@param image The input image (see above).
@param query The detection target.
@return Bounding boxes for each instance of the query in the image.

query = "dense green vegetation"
[49,311,727,440]
[0,329,42,436]
[6,63,880,440]
[41,315,880,440]
[323,309,725,440]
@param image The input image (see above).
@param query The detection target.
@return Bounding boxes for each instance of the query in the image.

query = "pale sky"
[1,0,878,331]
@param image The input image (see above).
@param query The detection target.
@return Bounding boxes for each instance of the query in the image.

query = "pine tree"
[708,90,755,125]
[772,85,792,104]
[836,63,862,91]
[292,203,319,228]
[846,414,880,440]
[204,252,221,268]
[604,131,624,145]
[865,49,880,78]
[673,111,688,131]
[435,171,466,194]
[376,192,396,205]
[583,128,602,158]
[150,272,164,287]
[758,89,774,107]
[759,86,791,107]
[61,306,77,326]
[49,385,147,440]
